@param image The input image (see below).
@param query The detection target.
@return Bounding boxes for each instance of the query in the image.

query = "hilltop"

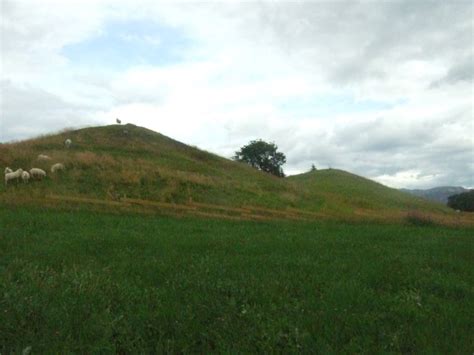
[0,124,468,224]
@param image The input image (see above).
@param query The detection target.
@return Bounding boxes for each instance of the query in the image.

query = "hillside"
[0,124,297,209]
[0,124,468,224]
[288,169,449,214]
[401,186,470,204]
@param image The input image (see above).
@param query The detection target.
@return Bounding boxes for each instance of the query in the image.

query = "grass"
[0,124,296,208]
[1,123,466,226]
[287,169,449,214]
[1,205,473,353]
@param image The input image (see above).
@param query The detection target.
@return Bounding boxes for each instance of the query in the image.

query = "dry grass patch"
[73,152,119,169]
[405,210,436,226]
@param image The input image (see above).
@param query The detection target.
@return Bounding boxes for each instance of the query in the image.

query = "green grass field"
[1,205,473,353]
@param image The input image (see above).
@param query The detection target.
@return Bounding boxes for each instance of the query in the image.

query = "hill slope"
[288,169,449,215]
[1,124,298,209]
[0,124,466,223]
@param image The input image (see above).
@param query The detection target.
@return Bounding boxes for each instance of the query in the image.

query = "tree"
[310,164,317,172]
[233,139,286,177]
[447,190,474,212]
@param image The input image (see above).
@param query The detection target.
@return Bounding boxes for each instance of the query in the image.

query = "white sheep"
[51,163,65,173]
[21,171,30,183]
[37,154,52,161]
[30,168,47,180]
[5,168,23,185]
[64,138,72,148]
[4,167,13,174]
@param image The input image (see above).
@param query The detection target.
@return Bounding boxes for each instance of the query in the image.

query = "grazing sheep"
[4,167,13,174]
[37,154,52,161]
[64,138,72,148]
[50,163,65,173]
[21,171,30,183]
[5,168,23,185]
[30,168,46,180]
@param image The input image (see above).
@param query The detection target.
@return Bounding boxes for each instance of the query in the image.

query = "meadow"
[1,205,473,353]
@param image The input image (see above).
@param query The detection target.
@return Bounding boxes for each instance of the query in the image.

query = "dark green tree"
[310,164,317,172]
[447,190,474,212]
[233,139,286,177]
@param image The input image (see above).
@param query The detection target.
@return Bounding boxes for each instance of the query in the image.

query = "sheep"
[37,154,52,161]
[29,168,46,180]
[4,167,13,174]
[50,163,65,173]
[5,168,23,185]
[64,138,72,148]
[21,171,30,183]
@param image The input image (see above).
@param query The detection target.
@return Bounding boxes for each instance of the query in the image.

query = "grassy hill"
[288,169,448,215]
[0,124,469,224]
[2,126,474,353]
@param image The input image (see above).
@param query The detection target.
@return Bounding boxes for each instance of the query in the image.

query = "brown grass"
[405,210,436,226]
[1,191,473,227]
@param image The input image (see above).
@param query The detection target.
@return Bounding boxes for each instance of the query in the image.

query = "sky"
[1,0,472,189]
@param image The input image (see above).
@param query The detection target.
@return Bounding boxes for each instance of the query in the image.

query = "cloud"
[1,0,472,189]
[0,81,100,142]
[431,55,474,87]
[234,1,471,98]
[1,0,106,80]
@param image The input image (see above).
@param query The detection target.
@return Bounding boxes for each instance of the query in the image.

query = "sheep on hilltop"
[21,171,30,183]
[30,168,47,180]
[51,163,65,173]
[37,154,52,161]
[5,168,23,185]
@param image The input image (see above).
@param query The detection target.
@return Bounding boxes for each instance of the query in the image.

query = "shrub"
[447,190,474,212]
[405,211,435,226]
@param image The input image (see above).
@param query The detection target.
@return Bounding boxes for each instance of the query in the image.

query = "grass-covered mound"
[0,124,297,208]
[0,124,469,225]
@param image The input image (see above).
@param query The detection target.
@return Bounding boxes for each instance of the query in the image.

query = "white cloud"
[374,170,440,189]
[0,80,101,141]
[1,0,472,189]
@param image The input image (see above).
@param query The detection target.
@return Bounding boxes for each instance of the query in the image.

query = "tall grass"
[1,205,473,353]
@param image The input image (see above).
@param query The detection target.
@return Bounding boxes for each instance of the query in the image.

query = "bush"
[405,211,435,226]
[447,190,474,212]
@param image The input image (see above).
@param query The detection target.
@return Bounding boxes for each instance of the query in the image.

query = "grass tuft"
[405,211,436,227]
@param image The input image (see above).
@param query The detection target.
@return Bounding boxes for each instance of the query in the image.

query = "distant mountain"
[401,186,470,204]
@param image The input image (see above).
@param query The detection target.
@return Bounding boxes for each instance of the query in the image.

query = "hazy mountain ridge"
[400,186,470,204]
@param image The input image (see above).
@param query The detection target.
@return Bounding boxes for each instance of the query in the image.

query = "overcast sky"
[1,0,472,189]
